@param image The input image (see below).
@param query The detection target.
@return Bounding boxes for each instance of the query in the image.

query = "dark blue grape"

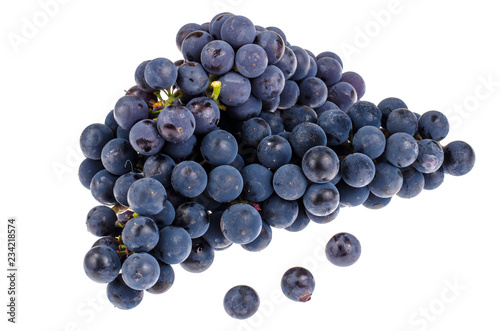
[200,40,235,75]
[218,71,252,106]
[272,164,308,200]
[153,226,192,264]
[127,178,167,216]
[229,153,246,172]
[105,109,119,133]
[186,96,220,134]
[362,192,392,209]
[235,44,268,78]
[301,145,340,183]
[423,166,445,190]
[157,103,196,143]
[86,205,118,237]
[251,65,285,101]
[261,95,281,112]
[316,57,343,86]
[90,169,119,205]
[113,172,143,207]
[207,165,243,202]
[121,253,160,290]
[161,134,197,160]
[289,46,311,81]
[80,123,114,160]
[142,153,175,188]
[180,238,215,273]
[116,126,130,141]
[106,274,144,310]
[226,94,262,121]
[92,236,120,251]
[281,105,317,132]
[202,211,232,250]
[347,101,382,132]
[298,77,328,108]
[413,139,444,174]
[278,80,300,109]
[83,245,121,283]
[241,117,271,147]
[281,267,315,302]
[242,221,272,252]
[209,12,234,39]
[223,285,260,319]
[377,97,408,127]
[275,46,297,79]
[122,216,159,253]
[284,203,310,232]
[325,232,361,267]
[146,262,175,294]
[254,30,285,64]
[316,51,343,68]
[144,58,178,90]
[327,82,358,112]
[302,182,339,217]
[418,111,450,141]
[317,109,352,146]
[305,206,340,224]
[337,180,370,207]
[386,108,418,135]
[114,95,149,130]
[289,122,327,158]
[134,60,155,93]
[385,132,419,168]
[302,55,318,80]
[221,204,262,244]
[368,162,404,198]
[266,26,287,44]
[397,167,425,199]
[200,129,238,165]
[352,125,386,159]
[220,15,256,49]
[341,153,376,188]
[150,201,175,230]
[176,23,204,51]
[260,111,284,134]
[125,85,158,106]
[257,135,292,170]
[129,119,165,156]
[171,161,208,198]
[176,62,210,96]
[173,202,210,238]
[262,194,298,228]
[339,71,366,99]
[100,138,138,176]
[181,31,214,63]
[240,163,274,202]
[443,141,475,176]
[79,158,105,189]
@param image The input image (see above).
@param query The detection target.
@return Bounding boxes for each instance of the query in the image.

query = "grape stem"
[210,80,226,111]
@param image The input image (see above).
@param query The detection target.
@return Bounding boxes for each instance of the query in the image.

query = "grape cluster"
[79,12,476,315]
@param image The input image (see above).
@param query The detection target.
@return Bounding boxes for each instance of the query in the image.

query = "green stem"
[211,81,221,101]
[132,212,140,217]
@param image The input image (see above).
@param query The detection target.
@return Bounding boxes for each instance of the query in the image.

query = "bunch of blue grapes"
[79,12,475,315]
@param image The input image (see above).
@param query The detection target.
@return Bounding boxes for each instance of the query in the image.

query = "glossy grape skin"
[180,238,215,273]
[83,245,121,283]
[325,232,361,267]
[443,140,475,176]
[281,267,315,302]
[127,178,168,216]
[125,85,158,106]
[289,122,327,158]
[106,274,144,310]
[223,285,260,319]
[278,80,300,110]
[298,77,328,108]
[157,104,196,144]
[202,211,232,250]
[262,194,299,228]
[423,166,445,190]
[79,158,105,189]
[200,40,235,75]
[260,111,284,134]
[241,117,271,147]
[377,97,408,127]
[181,31,214,63]
[80,123,114,160]
[129,119,165,156]
[327,82,358,112]
[413,139,444,174]
[226,94,262,121]
[339,71,366,99]
[220,15,256,49]
[209,12,234,39]
[142,153,175,188]
[100,138,138,176]
[92,236,120,252]
[176,62,210,96]
[134,60,155,93]
[281,105,317,132]
[153,226,192,265]
[146,262,175,294]
[218,71,252,106]
[242,220,272,252]
[301,145,340,183]
[284,203,310,232]
[352,125,386,159]
[90,169,119,205]
[397,167,425,199]
[201,129,238,166]
[317,51,343,67]
[122,216,159,253]
[173,202,210,238]
[317,109,352,147]
[104,109,119,133]
[336,180,370,207]
[150,201,175,230]
[347,101,382,132]
[289,46,311,81]
[418,110,450,141]
[143,57,178,90]
[305,206,340,224]
[176,23,204,51]
[186,97,220,134]
[386,108,418,136]
[235,44,268,78]
[316,57,343,86]
[275,46,297,79]
[385,132,419,168]
[303,182,340,217]
[240,164,274,202]
[341,153,376,188]
[272,164,308,200]
[261,96,281,113]
[221,204,262,244]
[86,205,118,237]
[121,253,160,290]
[251,65,286,101]
[362,192,392,209]
[162,134,197,160]
[302,55,318,80]
[254,30,285,65]
[171,161,208,198]
[368,162,404,198]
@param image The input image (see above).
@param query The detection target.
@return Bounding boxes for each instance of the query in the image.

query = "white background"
[1,0,498,330]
